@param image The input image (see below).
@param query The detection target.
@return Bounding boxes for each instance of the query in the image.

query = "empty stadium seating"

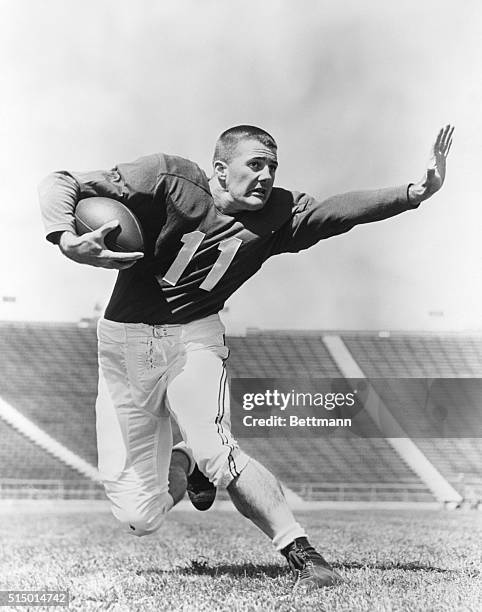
[0,323,480,501]
[342,333,482,378]
[341,332,482,494]
[0,419,81,480]
[0,322,98,466]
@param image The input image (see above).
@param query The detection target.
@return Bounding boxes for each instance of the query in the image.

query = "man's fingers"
[436,124,454,154]
[434,127,444,150]
[101,250,144,261]
[93,257,139,270]
[96,220,120,238]
[442,125,455,154]
[94,250,143,269]
[109,260,139,270]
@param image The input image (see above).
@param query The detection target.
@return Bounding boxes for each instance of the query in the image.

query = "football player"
[39,124,453,589]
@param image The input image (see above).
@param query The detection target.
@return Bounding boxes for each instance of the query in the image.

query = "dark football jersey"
[39,154,415,324]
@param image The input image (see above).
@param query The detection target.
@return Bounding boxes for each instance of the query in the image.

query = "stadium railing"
[286,482,434,502]
[1,479,434,502]
[0,478,104,500]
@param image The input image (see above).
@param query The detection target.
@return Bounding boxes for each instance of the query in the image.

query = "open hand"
[58,220,144,269]
[409,124,454,204]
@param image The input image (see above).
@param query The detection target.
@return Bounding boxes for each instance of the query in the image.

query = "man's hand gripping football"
[58,220,144,269]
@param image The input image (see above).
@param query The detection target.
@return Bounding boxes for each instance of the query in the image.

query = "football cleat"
[186,464,216,511]
[282,537,343,589]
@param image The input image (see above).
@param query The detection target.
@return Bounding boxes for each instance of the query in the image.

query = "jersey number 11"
[158,231,242,292]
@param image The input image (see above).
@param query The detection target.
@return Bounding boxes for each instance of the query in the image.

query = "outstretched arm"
[273,125,455,254]
[408,124,454,204]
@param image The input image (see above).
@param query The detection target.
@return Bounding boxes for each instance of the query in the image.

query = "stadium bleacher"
[228,334,430,497]
[342,332,482,495]
[0,322,98,465]
[228,334,341,377]
[342,333,482,378]
[0,419,80,480]
[0,322,480,501]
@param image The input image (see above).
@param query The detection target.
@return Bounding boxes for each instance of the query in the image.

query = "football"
[75,197,144,253]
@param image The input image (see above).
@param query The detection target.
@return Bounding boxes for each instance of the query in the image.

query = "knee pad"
[127,521,161,537]
[111,492,172,537]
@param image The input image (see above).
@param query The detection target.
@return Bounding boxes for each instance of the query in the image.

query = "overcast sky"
[1,0,480,332]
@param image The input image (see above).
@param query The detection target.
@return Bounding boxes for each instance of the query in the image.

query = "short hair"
[213,125,277,164]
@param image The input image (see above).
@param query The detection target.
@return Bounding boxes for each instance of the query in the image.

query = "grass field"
[0,506,481,611]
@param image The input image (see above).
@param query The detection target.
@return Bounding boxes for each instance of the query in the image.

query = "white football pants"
[95,314,250,536]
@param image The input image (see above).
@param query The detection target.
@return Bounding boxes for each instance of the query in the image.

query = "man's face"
[222,139,278,211]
